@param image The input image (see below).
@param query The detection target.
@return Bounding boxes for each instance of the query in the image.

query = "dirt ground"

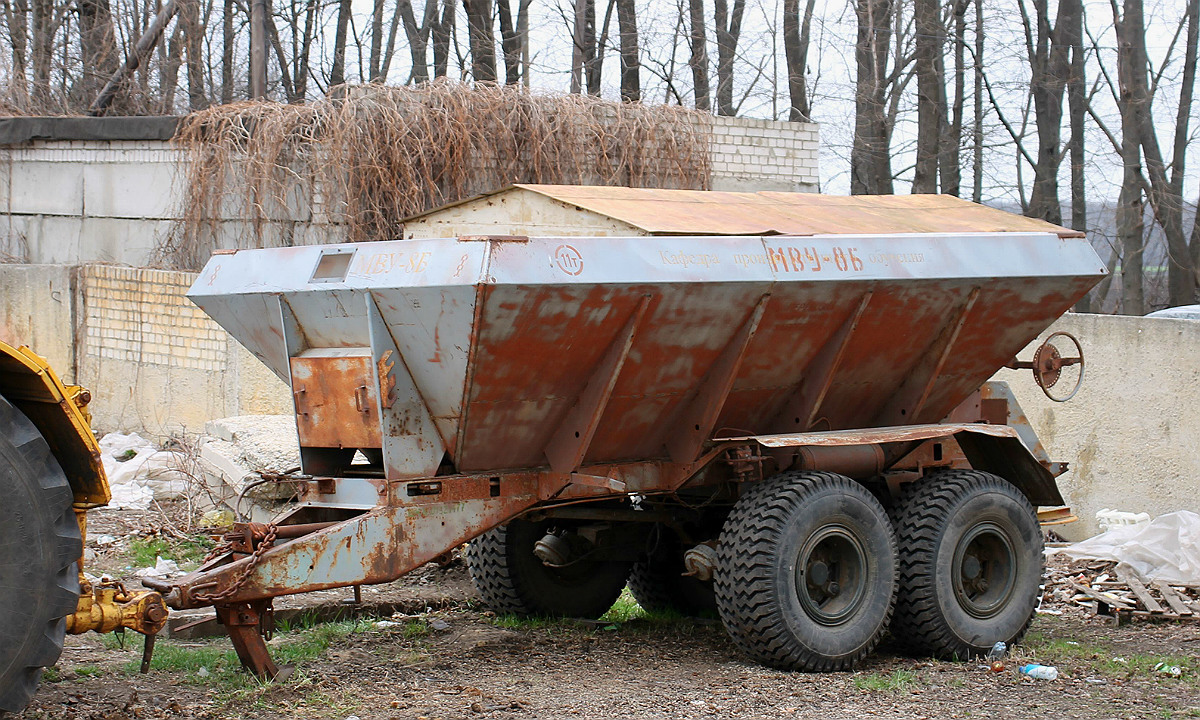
[17,510,1200,720]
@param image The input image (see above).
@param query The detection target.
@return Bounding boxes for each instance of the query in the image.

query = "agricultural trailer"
[1,223,1104,711]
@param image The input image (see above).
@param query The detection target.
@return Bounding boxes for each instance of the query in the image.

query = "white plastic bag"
[1053,511,1200,584]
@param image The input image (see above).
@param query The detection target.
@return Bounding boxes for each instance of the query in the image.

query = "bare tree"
[912,0,945,192]
[782,0,816,121]
[713,0,745,115]
[615,0,639,101]
[851,0,896,194]
[463,0,496,82]
[686,0,710,110]
[329,0,352,86]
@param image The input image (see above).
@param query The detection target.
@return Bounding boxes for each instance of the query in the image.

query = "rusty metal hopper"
[189,231,1105,481]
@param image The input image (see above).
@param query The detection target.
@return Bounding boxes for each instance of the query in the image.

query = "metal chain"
[194,524,277,604]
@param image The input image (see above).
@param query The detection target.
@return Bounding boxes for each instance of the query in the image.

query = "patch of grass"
[73,665,102,678]
[492,613,561,631]
[125,536,213,569]
[599,588,647,624]
[41,667,63,683]
[128,619,373,685]
[853,669,920,693]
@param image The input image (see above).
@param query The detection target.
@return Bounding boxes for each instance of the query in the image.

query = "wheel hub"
[794,524,868,626]
[951,521,1017,619]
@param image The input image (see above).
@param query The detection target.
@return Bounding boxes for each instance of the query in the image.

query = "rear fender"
[0,340,109,506]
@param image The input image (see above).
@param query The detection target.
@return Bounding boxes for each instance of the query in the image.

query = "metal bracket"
[367,293,446,480]
[544,296,650,474]
[769,291,872,433]
[875,288,980,426]
[665,295,770,463]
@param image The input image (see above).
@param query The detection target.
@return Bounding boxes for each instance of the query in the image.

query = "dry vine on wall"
[160,82,713,270]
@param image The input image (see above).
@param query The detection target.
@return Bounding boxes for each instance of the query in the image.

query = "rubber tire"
[0,394,81,714]
[890,469,1043,660]
[467,518,631,618]
[627,526,717,617]
[713,471,897,671]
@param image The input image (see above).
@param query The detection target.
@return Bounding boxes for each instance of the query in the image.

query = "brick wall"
[709,116,820,192]
[81,265,227,372]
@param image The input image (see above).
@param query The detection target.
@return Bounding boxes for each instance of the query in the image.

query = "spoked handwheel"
[1008,331,1085,402]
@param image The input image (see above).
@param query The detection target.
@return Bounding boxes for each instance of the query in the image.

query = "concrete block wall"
[0,116,820,267]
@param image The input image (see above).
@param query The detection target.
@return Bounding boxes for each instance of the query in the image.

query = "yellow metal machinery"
[0,341,168,684]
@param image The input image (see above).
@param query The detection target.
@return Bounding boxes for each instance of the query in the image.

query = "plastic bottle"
[1019,663,1059,680]
[986,641,1007,672]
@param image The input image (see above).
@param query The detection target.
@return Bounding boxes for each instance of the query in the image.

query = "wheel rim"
[794,524,869,626]
[951,521,1017,619]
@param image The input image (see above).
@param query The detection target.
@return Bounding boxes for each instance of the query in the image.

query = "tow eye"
[1007,331,1084,402]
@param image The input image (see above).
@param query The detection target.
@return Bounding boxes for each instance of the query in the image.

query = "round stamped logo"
[553,244,584,276]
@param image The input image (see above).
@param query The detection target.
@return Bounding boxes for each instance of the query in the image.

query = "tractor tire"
[890,469,1043,660]
[468,518,631,618]
[627,525,717,617]
[713,471,896,671]
[0,394,81,714]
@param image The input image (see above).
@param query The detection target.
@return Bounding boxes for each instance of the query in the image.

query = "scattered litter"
[1018,664,1058,681]
[1154,663,1183,678]
[430,619,450,631]
[135,556,183,579]
[375,620,400,629]
[91,534,118,547]
[196,667,210,678]
[986,641,1007,672]
[1096,509,1151,532]
[199,509,235,529]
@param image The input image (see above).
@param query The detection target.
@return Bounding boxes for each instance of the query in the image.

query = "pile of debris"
[99,415,301,523]
[1043,512,1200,624]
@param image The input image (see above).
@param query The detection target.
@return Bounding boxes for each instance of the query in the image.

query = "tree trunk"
[369,0,386,80]
[912,0,944,193]
[851,0,894,195]
[1114,0,1145,314]
[941,0,967,197]
[615,0,639,101]
[1067,0,1088,310]
[396,0,435,83]
[782,0,816,122]
[1022,0,1077,224]
[221,0,233,102]
[463,0,496,83]
[713,0,744,116]
[686,0,710,110]
[972,0,983,202]
[496,0,522,85]
[77,0,118,103]
[329,0,352,87]
[430,0,454,78]
[178,0,208,109]
[295,0,317,97]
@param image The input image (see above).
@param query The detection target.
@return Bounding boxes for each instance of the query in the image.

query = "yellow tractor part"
[0,340,168,697]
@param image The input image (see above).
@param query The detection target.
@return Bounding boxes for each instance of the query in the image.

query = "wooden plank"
[1151,581,1194,616]
[1118,570,1165,613]
[1068,581,1136,609]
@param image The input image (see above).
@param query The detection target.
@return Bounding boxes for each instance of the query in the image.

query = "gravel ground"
[17,559,1200,720]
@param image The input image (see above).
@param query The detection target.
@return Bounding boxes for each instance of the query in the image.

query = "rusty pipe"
[792,444,887,478]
